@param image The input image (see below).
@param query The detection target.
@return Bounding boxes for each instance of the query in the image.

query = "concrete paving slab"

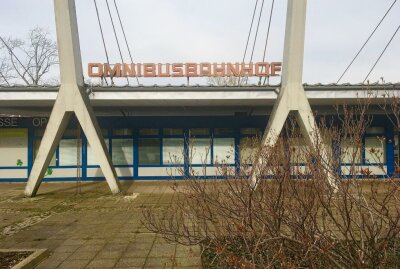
[145,256,175,267]
[0,181,202,268]
[86,258,119,268]
[116,257,147,268]
[57,259,90,269]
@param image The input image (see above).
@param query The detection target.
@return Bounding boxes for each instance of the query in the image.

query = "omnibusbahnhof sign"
[88,62,282,78]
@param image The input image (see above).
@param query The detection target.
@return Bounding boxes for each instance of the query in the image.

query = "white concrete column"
[24,0,121,197]
[251,0,335,187]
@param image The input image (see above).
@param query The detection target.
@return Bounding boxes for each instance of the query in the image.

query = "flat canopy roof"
[0,83,399,108]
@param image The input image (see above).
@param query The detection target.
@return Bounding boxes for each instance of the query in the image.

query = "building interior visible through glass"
[0,125,399,179]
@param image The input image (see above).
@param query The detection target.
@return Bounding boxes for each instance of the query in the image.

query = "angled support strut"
[24,0,121,197]
[251,0,335,188]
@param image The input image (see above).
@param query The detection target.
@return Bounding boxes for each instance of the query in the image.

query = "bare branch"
[0,27,58,85]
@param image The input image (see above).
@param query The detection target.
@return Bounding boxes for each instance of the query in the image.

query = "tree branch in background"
[208,76,239,86]
[0,43,14,86]
[0,27,58,86]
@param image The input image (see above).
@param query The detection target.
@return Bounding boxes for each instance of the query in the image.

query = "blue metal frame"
[386,127,395,176]
[0,115,398,181]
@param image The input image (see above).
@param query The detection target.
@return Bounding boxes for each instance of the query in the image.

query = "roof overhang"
[0,84,399,107]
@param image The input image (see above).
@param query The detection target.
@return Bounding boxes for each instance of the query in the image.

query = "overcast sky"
[0,0,399,85]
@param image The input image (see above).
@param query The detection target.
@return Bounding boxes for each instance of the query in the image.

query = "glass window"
[240,137,258,164]
[59,139,81,166]
[0,129,28,167]
[139,138,160,165]
[113,129,132,136]
[87,139,109,166]
[366,127,385,135]
[163,128,183,136]
[341,138,362,164]
[163,138,184,164]
[34,129,46,136]
[214,128,234,136]
[190,128,209,136]
[289,138,308,164]
[189,138,211,164]
[320,130,334,156]
[240,128,261,136]
[34,139,56,166]
[112,139,133,165]
[365,137,386,164]
[214,138,235,164]
[140,129,159,136]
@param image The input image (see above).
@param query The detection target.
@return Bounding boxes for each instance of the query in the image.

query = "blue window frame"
[188,128,212,166]
[239,128,262,165]
[59,129,82,168]
[0,128,29,168]
[363,127,386,165]
[86,129,109,167]
[111,128,134,167]
[33,129,57,168]
[340,136,363,165]
[13,115,397,180]
[162,128,185,166]
[340,126,387,166]
[213,128,236,165]
[394,130,399,175]
[138,128,161,166]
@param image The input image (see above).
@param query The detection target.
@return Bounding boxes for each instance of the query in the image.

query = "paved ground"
[0,181,202,268]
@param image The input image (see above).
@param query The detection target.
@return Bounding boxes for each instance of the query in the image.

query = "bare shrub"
[143,101,400,268]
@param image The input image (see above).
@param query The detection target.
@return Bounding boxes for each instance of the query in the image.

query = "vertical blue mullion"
[362,136,366,165]
[27,127,34,177]
[333,139,342,176]
[108,129,112,157]
[235,128,240,175]
[160,128,163,165]
[184,128,189,177]
[56,142,60,167]
[387,126,395,176]
[107,128,115,179]
[134,129,139,178]
[210,128,214,165]
[131,128,134,179]
[364,133,387,165]
[82,129,87,180]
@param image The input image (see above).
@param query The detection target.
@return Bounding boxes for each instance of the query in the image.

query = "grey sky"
[1,0,399,85]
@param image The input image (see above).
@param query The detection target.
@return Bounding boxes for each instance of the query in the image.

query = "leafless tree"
[208,76,239,86]
[0,27,58,85]
[0,43,13,85]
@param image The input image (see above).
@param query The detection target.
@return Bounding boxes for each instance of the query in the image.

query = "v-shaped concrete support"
[24,0,121,197]
[250,0,335,187]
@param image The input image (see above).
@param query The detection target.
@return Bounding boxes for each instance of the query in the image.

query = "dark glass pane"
[139,128,159,136]
[139,138,160,165]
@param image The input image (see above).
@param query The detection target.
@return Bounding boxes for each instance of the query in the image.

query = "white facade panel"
[0,169,27,179]
[87,167,134,178]
[0,129,28,167]
[340,165,388,176]
[139,167,182,177]
[189,167,219,177]
[45,168,81,178]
